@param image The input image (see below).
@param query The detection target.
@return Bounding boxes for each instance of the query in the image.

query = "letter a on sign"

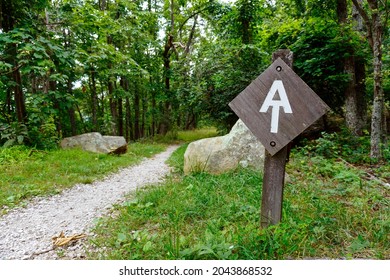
[259,80,292,133]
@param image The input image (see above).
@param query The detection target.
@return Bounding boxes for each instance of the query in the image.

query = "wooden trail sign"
[229,49,330,228]
[229,54,330,156]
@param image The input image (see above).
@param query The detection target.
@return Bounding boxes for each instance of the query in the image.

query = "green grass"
[0,143,166,212]
[152,127,219,144]
[1,127,388,259]
[177,127,219,142]
[87,142,389,260]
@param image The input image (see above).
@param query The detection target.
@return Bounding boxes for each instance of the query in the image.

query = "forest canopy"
[0,0,389,158]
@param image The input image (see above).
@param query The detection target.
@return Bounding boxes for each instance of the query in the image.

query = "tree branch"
[177,4,212,33]
[351,0,374,48]
[351,0,371,25]
[183,14,198,58]
[0,64,23,76]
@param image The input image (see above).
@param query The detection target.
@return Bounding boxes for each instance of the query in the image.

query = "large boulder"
[184,120,265,174]
[60,132,127,155]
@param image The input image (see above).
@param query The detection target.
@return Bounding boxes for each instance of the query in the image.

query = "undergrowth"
[88,132,389,260]
[1,127,388,259]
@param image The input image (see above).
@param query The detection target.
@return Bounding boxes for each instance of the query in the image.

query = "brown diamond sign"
[229,57,330,155]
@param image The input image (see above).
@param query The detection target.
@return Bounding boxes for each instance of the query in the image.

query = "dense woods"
[0,0,389,158]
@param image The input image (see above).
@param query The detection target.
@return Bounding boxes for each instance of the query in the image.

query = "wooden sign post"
[261,50,293,228]
[229,49,330,228]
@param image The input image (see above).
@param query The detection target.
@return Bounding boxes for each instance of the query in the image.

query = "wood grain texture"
[260,147,288,227]
[229,57,330,155]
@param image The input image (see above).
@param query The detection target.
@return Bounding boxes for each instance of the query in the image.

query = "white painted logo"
[259,80,292,133]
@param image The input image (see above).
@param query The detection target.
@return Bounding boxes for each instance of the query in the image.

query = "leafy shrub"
[0,122,29,147]
[300,128,389,164]
[27,117,59,150]
[0,145,32,164]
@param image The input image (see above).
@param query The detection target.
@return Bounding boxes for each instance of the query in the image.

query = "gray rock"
[184,120,265,174]
[102,135,128,155]
[60,132,127,155]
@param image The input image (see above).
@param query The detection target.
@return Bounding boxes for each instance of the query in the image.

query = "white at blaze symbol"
[259,80,292,133]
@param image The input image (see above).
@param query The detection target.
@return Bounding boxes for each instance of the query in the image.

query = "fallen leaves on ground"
[52,231,87,247]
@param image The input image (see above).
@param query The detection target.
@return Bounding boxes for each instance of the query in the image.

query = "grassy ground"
[177,127,219,142]
[0,127,219,213]
[1,127,388,259]
[0,143,166,213]
[87,137,389,260]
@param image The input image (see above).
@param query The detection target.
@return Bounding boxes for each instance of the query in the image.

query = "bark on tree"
[351,0,387,159]
[125,97,132,141]
[89,66,99,131]
[338,0,366,136]
[160,0,175,135]
[108,79,118,135]
[13,63,27,123]
[370,12,384,158]
[134,83,141,140]
[118,98,123,136]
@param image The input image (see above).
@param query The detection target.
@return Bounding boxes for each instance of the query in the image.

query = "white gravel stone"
[0,145,178,260]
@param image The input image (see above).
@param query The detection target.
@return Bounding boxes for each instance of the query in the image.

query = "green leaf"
[3,139,15,148]
[117,233,127,243]
[142,241,153,252]
[33,53,43,59]
[349,235,370,253]
[17,135,24,144]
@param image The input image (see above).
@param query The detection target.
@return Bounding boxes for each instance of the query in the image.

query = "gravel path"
[0,145,179,260]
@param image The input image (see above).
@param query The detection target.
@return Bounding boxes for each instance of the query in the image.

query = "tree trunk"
[90,67,98,131]
[134,83,140,140]
[338,0,366,136]
[108,79,117,135]
[6,89,12,121]
[151,79,156,137]
[370,14,384,158]
[121,77,132,141]
[184,15,198,57]
[13,64,27,124]
[118,98,123,136]
[49,74,62,136]
[352,0,364,31]
[141,93,147,138]
[344,56,361,135]
[125,97,132,141]
[161,35,173,135]
[159,0,176,135]
[351,0,386,159]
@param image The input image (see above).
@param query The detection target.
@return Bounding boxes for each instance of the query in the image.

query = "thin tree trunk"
[151,79,156,137]
[125,97,132,141]
[13,64,27,123]
[352,0,386,159]
[108,79,117,135]
[118,98,123,136]
[121,77,132,141]
[49,75,62,136]
[6,89,12,120]
[184,15,198,57]
[90,67,98,131]
[159,0,175,135]
[141,93,147,138]
[338,0,366,136]
[134,83,140,140]
[370,20,384,158]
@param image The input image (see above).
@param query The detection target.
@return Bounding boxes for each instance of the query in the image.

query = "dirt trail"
[0,145,178,260]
